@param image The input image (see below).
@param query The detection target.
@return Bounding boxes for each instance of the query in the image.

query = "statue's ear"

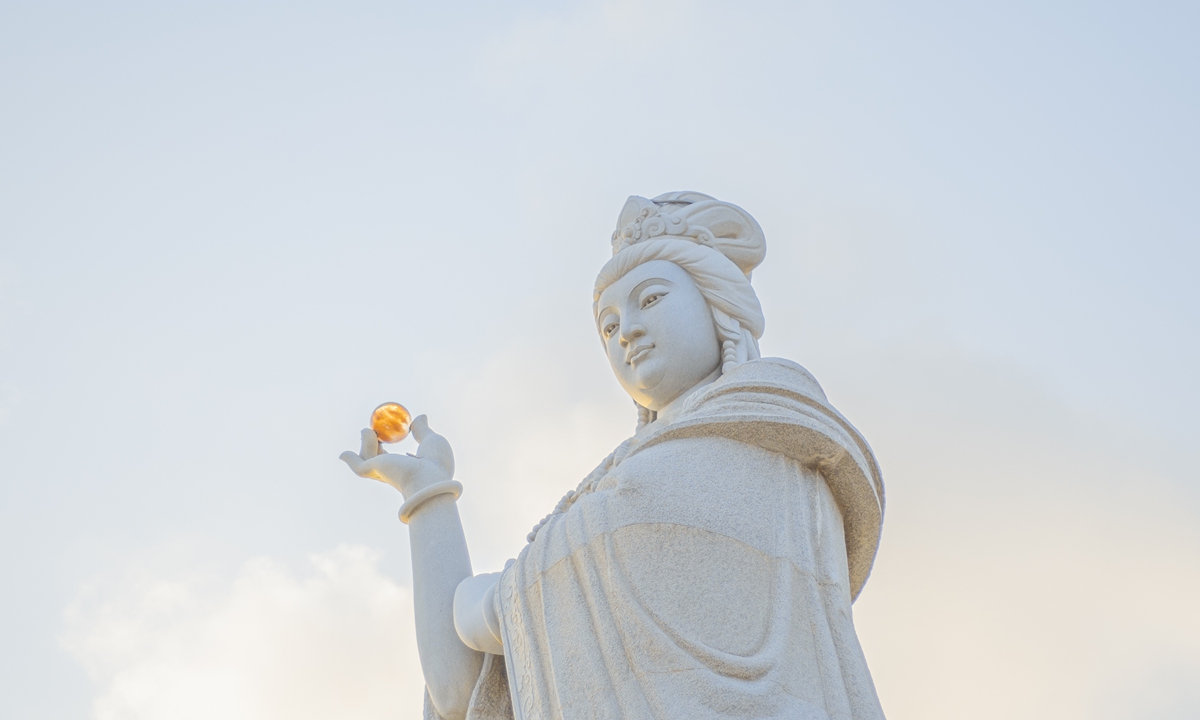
[676,200,766,275]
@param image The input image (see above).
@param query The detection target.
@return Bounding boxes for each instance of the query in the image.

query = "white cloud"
[62,546,425,720]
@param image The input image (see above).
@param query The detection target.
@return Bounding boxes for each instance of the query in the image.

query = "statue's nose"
[620,324,646,345]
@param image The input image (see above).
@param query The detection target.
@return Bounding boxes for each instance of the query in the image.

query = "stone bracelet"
[398,480,464,524]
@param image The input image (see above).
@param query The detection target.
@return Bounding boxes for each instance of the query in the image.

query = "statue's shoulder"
[634,357,886,602]
[715,356,826,400]
[635,356,850,452]
[678,357,832,418]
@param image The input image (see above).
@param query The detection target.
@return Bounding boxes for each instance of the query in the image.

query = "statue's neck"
[653,366,723,426]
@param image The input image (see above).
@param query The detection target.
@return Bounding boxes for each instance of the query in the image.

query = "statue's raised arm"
[342,192,887,720]
[340,416,483,720]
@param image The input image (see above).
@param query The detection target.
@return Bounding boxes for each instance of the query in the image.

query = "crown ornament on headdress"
[610,191,767,277]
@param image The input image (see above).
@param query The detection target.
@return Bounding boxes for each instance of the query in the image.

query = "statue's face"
[596,260,721,412]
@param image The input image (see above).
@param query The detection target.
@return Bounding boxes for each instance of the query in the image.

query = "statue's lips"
[627,344,654,366]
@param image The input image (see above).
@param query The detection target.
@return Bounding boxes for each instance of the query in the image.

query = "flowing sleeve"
[423,652,514,720]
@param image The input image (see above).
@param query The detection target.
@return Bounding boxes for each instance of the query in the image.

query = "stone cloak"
[430,358,886,720]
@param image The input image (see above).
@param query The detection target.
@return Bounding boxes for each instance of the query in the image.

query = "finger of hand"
[339,451,374,478]
[412,416,455,475]
[360,428,382,459]
[410,414,431,442]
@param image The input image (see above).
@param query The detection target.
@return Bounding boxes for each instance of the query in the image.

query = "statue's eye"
[642,292,665,309]
[604,323,619,338]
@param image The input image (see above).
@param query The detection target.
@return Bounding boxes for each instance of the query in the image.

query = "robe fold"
[429,358,886,720]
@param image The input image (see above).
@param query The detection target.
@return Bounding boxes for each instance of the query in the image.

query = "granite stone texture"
[343,193,887,720]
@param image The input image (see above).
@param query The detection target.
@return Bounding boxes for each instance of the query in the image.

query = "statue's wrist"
[398,480,463,524]
[395,468,454,501]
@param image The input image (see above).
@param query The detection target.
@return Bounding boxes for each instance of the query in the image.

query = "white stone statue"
[341,192,887,720]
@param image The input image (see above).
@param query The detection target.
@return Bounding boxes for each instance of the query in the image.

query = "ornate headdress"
[610,191,766,278]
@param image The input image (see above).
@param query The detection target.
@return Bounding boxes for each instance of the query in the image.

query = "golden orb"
[371,402,413,444]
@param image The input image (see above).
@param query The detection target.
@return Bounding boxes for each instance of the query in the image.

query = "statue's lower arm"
[340,416,483,720]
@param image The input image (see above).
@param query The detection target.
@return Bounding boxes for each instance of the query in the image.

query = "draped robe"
[427,358,886,720]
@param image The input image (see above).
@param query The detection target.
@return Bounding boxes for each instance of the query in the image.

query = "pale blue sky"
[1,2,1197,718]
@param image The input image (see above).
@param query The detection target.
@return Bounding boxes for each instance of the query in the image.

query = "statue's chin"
[625,363,667,409]
[642,364,727,413]
[624,355,724,412]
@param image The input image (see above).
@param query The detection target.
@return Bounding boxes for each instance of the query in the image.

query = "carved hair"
[594,193,767,428]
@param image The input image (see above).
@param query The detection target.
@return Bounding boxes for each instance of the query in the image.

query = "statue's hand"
[339,415,455,499]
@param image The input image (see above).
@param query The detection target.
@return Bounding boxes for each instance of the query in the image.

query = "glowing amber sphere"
[370,402,412,444]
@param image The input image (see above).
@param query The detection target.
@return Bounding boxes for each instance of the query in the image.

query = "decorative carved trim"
[500,566,540,720]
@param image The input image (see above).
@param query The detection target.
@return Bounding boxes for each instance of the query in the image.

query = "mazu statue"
[340,192,887,720]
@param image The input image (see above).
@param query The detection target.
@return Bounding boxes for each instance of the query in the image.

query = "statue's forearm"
[407,495,483,720]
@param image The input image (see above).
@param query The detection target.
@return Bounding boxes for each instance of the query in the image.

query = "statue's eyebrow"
[629,277,675,301]
[595,305,619,330]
